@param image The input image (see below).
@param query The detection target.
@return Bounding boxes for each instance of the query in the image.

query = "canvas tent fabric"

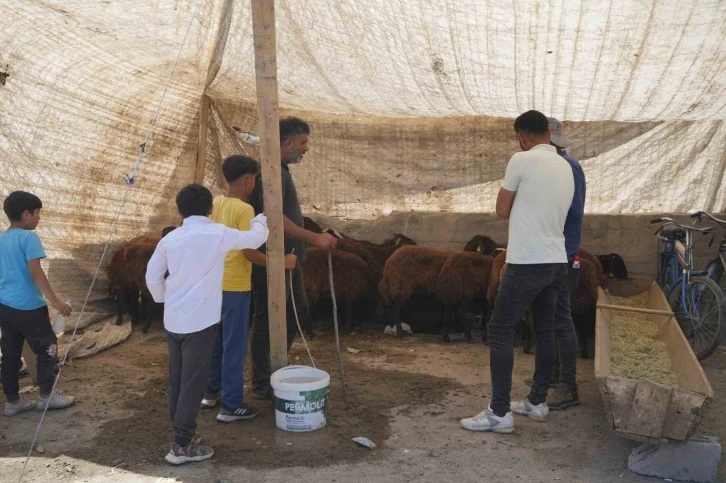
[1,0,725,300]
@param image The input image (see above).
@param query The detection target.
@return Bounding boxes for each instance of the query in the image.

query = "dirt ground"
[2,304,725,482]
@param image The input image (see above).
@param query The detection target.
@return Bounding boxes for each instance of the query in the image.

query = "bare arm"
[242,249,267,267]
[496,188,516,219]
[283,215,337,250]
[243,249,298,270]
[27,259,71,316]
[283,215,317,244]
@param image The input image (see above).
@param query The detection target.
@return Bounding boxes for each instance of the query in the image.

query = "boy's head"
[221,155,259,197]
[176,184,213,219]
[4,191,43,229]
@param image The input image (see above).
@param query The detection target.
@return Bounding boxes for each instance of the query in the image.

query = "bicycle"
[691,211,726,296]
[652,217,725,360]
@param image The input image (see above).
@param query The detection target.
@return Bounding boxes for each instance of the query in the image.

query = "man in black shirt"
[247,116,337,399]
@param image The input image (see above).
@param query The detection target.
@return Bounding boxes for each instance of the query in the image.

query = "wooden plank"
[250,0,287,372]
[22,342,37,385]
[194,93,210,184]
[596,304,673,317]
[648,282,714,397]
[662,390,708,441]
[594,288,611,376]
[605,376,638,430]
[625,379,672,438]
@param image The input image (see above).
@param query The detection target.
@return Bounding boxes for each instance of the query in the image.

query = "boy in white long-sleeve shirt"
[146,184,268,465]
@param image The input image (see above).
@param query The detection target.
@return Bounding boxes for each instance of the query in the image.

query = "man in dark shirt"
[247,116,337,399]
[546,117,586,410]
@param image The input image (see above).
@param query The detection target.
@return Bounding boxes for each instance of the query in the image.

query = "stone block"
[628,436,721,483]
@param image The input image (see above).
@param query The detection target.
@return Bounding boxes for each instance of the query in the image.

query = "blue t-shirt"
[0,228,47,310]
[561,152,586,260]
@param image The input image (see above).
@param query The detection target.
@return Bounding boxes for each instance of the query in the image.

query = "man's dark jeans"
[250,265,308,396]
[487,262,568,417]
[551,264,580,393]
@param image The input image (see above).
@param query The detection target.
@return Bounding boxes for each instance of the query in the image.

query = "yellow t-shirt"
[211,195,254,292]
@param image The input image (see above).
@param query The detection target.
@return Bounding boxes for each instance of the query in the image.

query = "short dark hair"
[513,110,549,135]
[280,116,310,144]
[3,191,43,222]
[221,155,260,183]
[176,184,213,218]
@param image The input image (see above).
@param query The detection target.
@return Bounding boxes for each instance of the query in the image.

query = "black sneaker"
[165,440,214,465]
[252,386,273,400]
[548,384,580,410]
[216,405,259,423]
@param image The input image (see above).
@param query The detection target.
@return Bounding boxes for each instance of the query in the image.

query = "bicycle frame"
[655,222,709,318]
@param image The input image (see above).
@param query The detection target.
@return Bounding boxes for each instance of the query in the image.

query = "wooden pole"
[597,304,674,317]
[251,0,287,371]
[194,93,210,184]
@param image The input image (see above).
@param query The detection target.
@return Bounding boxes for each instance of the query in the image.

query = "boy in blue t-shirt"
[0,191,75,416]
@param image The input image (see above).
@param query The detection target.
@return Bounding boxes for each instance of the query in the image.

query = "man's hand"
[313,233,338,250]
[284,254,298,270]
[501,263,508,278]
[52,299,72,317]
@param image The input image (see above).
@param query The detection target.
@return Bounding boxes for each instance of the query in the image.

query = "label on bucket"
[274,387,328,432]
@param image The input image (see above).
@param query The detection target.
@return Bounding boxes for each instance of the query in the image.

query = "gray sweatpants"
[165,324,216,447]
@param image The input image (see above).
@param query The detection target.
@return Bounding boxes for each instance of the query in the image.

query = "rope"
[17,3,202,482]
[287,250,315,368]
[327,249,349,409]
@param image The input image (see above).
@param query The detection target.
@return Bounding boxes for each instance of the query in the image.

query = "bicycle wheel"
[668,275,726,360]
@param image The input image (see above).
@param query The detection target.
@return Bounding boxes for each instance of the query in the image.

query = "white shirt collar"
[182,216,213,225]
[530,144,557,152]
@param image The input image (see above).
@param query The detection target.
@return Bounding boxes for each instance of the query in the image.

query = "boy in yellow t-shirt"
[201,155,296,422]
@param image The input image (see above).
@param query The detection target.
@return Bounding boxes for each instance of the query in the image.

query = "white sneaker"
[460,405,514,433]
[511,397,548,422]
[37,391,75,411]
[4,398,37,417]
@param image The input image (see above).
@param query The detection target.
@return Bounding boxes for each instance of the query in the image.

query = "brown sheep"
[302,247,378,335]
[570,257,599,358]
[323,229,417,264]
[379,246,454,337]
[106,226,175,333]
[333,239,384,279]
[463,235,504,256]
[579,247,609,290]
[106,237,159,333]
[434,252,494,342]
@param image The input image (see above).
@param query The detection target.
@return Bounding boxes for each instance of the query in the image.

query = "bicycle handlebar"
[652,217,713,235]
[692,211,726,226]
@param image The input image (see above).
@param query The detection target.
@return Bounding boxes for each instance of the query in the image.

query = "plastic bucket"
[270,365,330,432]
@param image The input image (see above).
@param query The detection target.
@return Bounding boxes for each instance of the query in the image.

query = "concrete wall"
[311,212,723,277]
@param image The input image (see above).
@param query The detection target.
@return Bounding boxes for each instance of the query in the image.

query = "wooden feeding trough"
[595,282,713,443]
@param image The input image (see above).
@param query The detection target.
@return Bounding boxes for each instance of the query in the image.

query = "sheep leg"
[392,298,404,338]
[461,300,473,341]
[141,293,152,333]
[345,299,356,335]
[129,291,141,325]
[442,306,452,343]
[114,288,124,325]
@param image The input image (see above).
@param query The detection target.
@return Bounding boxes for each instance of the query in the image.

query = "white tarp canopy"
[1,0,725,297]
